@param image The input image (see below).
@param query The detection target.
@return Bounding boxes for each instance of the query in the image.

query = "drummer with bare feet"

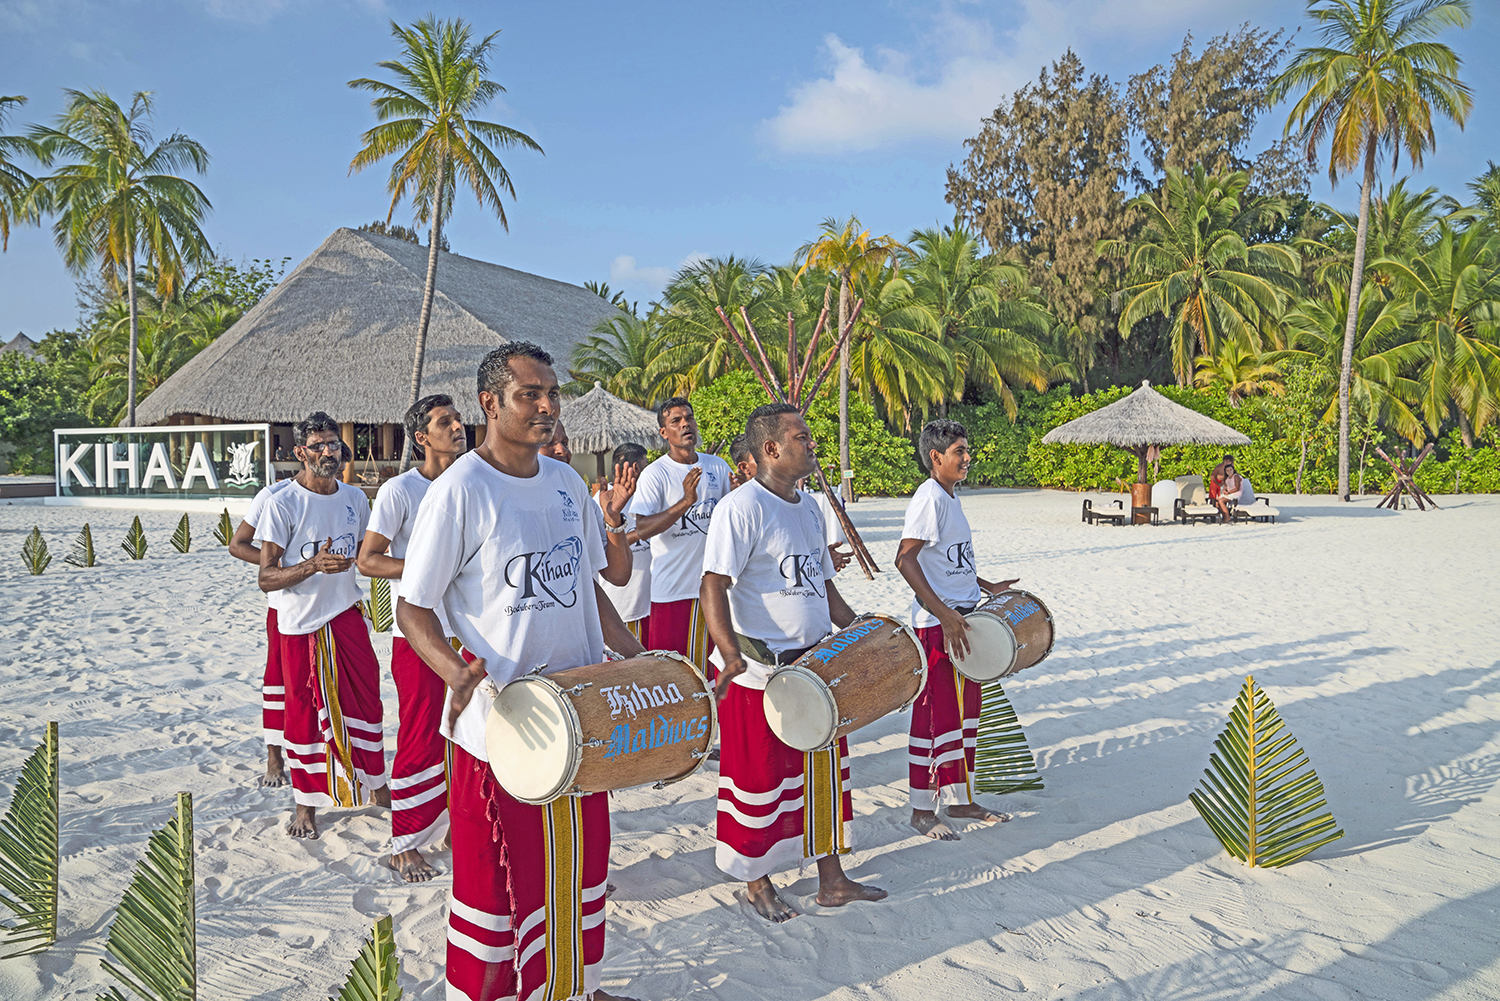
[895,420,1018,841]
[702,403,887,923]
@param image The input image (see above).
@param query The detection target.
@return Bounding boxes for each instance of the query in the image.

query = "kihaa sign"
[53,424,273,500]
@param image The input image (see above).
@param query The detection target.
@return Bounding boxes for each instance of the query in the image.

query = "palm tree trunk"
[399,163,447,472]
[1336,136,1378,501]
[837,269,852,503]
[1457,409,1474,449]
[126,247,139,428]
[1296,432,1307,495]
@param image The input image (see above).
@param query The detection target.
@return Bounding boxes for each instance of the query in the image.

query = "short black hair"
[728,433,753,467]
[918,419,968,471]
[477,341,554,399]
[612,442,648,467]
[745,402,801,459]
[294,411,340,446]
[404,393,455,460]
[654,396,692,428]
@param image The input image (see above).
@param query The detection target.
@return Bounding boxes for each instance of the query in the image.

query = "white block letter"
[181,442,220,491]
[59,442,94,488]
[141,443,178,490]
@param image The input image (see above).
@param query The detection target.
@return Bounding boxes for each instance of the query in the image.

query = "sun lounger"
[1235,496,1280,523]
[1173,475,1224,525]
[1082,496,1127,526]
[1151,479,1180,515]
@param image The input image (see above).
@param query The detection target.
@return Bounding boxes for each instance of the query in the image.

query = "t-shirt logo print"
[503,536,585,607]
[945,540,976,575]
[678,497,717,536]
[778,550,827,598]
[556,490,580,523]
[300,533,357,561]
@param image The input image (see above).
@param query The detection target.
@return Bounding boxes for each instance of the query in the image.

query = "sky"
[2,0,1497,339]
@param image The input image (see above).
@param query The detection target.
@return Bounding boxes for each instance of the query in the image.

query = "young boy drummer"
[894,419,1017,841]
[702,403,886,923]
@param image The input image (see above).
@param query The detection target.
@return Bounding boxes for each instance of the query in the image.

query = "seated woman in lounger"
[1209,456,1243,522]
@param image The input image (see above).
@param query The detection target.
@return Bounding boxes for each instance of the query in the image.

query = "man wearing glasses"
[256,412,390,841]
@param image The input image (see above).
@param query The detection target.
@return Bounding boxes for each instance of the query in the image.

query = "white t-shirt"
[901,478,982,629]
[254,479,369,636]
[702,480,836,690]
[368,467,452,638]
[401,452,609,761]
[812,490,848,547]
[243,478,295,613]
[627,452,733,603]
[594,491,651,623]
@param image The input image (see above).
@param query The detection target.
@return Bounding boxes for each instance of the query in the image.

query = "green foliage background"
[0,353,90,474]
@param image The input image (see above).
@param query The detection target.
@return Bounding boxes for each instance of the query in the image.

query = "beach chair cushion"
[1151,480,1180,512]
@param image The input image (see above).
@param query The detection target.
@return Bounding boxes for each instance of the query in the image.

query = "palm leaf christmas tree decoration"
[65,524,97,568]
[0,723,61,958]
[368,578,394,633]
[330,915,404,1001]
[122,517,148,560]
[20,527,51,575]
[96,792,196,1001]
[973,682,1043,795]
[170,515,191,554]
[1190,676,1343,867]
[211,509,232,547]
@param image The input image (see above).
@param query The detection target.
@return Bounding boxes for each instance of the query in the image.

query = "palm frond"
[20,527,51,575]
[122,516,148,560]
[369,578,394,634]
[0,722,60,957]
[973,683,1043,795]
[98,791,196,1001]
[170,515,190,555]
[211,509,232,547]
[330,914,403,1001]
[65,524,97,568]
[1189,676,1344,867]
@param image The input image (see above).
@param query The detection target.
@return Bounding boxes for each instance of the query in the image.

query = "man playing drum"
[701,402,886,923]
[256,414,389,840]
[356,394,468,883]
[595,442,653,646]
[628,397,733,672]
[894,419,1016,841]
[397,342,643,1001]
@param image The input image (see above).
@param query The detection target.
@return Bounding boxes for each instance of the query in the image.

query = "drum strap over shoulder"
[916,597,976,617]
[734,632,816,667]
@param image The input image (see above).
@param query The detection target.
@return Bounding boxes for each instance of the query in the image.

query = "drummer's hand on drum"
[446,656,489,734]
[937,604,973,662]
[715,656,747,701]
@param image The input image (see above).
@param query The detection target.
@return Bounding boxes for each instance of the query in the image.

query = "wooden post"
[341,421,356,484]
[379,423,396,462]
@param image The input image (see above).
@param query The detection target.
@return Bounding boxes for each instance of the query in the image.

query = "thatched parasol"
[563,382,661,481]
[1041,380,1250,487]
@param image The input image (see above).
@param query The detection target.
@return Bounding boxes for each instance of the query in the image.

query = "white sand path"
[1,490,1497,1000]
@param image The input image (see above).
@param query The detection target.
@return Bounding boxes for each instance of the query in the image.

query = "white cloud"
[609,255,673,288]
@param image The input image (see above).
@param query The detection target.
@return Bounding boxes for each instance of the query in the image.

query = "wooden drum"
[485,651,716,804]
[956,589,1055,683]
[762,613,927,752]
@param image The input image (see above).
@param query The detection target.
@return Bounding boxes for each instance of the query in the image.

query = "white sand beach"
[2,489,1498,1000]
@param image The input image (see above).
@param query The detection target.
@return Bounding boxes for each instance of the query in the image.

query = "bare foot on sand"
[286,805,319,840]
[746,876,798,923]
[260,746,287,788]
[912,808,961,840]
[947,803,1011,825]
[433,832,452,852]
[816,875,887,908]
[384,849,441,882]
[371,785,391,808]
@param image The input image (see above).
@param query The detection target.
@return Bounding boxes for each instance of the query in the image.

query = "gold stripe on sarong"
[687,599,710,669]
[313,623,365,808]
[803,742,846,859]
[955,665,973,802]
[542,797,585,1001]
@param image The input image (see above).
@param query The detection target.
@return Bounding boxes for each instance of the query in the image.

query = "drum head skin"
[486,677,580,804]
[763,666,838,751]
[957,613,1017,682]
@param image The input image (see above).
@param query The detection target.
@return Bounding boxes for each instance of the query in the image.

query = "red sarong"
[650,598,713,678]
[262,608,284,747]
[908,624,980,810]
[624,614,650,648]
[447,743,609,1001]
[390,637,450,853]
[715,680,851,881]
[279,605,387,808]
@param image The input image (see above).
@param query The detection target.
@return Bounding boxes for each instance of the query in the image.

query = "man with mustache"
[256,412,388,841]
[398,342,643,1001]
[895,419,1016,841]
[357,394,468,883]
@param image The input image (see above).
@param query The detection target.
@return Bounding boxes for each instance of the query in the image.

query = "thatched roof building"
[135,227,617,483]
[561,381,662,480]
[2,333,38,358]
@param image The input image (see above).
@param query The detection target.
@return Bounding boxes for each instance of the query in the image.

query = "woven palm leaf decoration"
[212,509,233,547]
[331,914,404,1001]
[121,517,148,560]
[97,792,196,1001]
[20,527,50,575]
[0,722,60,957]
[170,515,191,554]
[65,524,97,568]
[973,682,1043,794]
[1189,676,1344,867]
[369,578,394,633]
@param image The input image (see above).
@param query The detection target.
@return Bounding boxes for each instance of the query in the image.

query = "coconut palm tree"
[1193,344,1286,406]
[570,307,663,407]
[836,266,952,429]
[1103,166,1301,386]
[796,216,904,501]
[349,16,542,468]
[1270,0,1474,499]
[648,256,775,396]
[0,95,39,251]
[30,90,212,427]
